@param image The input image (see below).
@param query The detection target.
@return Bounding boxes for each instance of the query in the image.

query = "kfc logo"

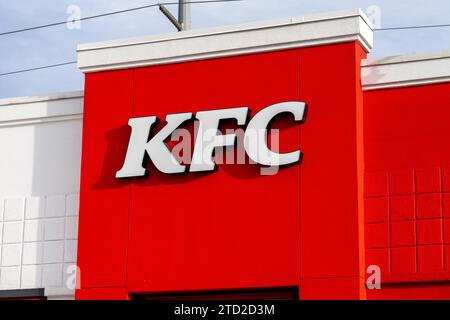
[116,101,306,178]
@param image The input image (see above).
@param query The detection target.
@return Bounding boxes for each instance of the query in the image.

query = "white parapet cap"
[77,9,373,73]
[362,50,450,91]
[0,91,84,127]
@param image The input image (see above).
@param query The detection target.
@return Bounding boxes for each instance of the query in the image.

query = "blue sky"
[1,0,450,99]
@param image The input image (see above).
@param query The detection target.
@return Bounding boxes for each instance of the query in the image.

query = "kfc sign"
[116,101,306,178]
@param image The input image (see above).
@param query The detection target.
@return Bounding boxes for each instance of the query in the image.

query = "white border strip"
[0,91,84,127]
[77,9,373,73]
[362,50,450,90]
[0,91,84,107]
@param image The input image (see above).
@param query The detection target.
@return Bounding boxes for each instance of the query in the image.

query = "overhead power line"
[375,23,450,31]
[0,0,242,77]
[0,0,242,36]
[2,2,450,77]
[0,61,77,76]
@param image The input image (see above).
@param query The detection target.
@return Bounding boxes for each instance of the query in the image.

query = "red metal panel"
[390,195,415,221]
[365,171,389,197]
[366,248,390,274]
[77,70,134,289]
[391,247,416,274]
[77,43,450,299]
[365,197,389,223]
[364,83,450,171]
[417,245,444,273]
[391,220,415,247]
[300,277,364,300]
[446,246,450,271]
[444,194,450,218]
[444,168,450,193]
[445,220,450,244]
[364,82,450,298]
[390,169,415,196]
[127,49,302,293]
[417,219,443,245]
[76,287,129,300]
[299,42,366,286]
[415,167,441,194]
[367,283,450,300]
[366,223,389,248]
[416,194,442,219]
[77,42,366,299]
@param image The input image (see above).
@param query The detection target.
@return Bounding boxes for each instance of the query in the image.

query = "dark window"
[133,286,298,300]
[0,288,46,300]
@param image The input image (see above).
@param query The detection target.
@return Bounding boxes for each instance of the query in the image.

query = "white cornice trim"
[0,114,83,128]
[0,91,84,127]
[362,50,450,90]
[0,91,84,106]
[77,9,373,73]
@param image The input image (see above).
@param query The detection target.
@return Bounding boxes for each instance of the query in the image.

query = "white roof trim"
[0,91,83,127]
[362,50,450,91]
[77,9,373,73]
[0,91,84,107]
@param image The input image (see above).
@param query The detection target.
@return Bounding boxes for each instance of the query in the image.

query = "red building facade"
[73,9,450,300]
